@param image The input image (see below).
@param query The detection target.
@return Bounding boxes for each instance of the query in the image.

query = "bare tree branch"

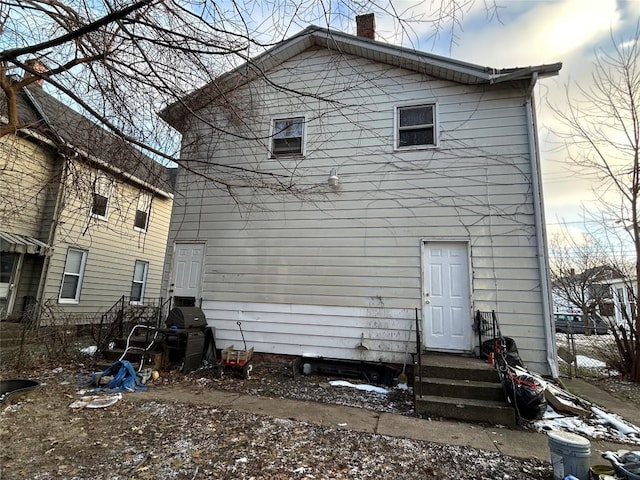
[551,25,640,381]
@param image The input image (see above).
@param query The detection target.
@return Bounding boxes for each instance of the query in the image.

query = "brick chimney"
[356,13,375,40]
[22,59,48,87]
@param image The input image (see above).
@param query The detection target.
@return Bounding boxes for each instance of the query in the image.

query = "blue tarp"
[87,360,147,392]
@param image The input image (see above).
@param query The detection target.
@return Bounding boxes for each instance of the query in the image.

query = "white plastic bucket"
[547,431,591,480]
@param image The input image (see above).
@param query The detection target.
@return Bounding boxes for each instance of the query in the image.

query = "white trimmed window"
[130,260,148,304]
[58,248,87,304]
[91,172,112,219]
[134,192,152,231]
[271,117,305,157]
[396,104,436,149]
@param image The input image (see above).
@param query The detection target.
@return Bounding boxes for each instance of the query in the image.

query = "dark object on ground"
[292,357,398,386]
[604,450,640,480]
[91,360,147,392]
[481,337,523,368]
[163,306,208,372]
[0,379,40,403]
[485,336,547,421]
[502,368,547,421]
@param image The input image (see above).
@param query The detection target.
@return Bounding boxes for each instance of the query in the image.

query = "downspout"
[35,153,70,315]
[23,86,70,323]
[525,72,558,378]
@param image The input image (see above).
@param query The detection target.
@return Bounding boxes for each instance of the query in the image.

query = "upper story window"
[396,104,436,149]
[58,248,87,304]
[271,117,305,157]
[91,172,112,219]
[134,191,152,232]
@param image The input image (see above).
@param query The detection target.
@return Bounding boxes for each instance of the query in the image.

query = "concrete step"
[414,353,516,427]
[415,376,506,402]
[418,354,499,383]
[415,394,516,427]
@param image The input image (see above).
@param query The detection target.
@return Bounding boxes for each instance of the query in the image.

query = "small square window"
[92,193,108,217]
[271,117,304,157]
[134,210,148,230]
[91,173,112,219]
[134,192,152,231]
[397,105,435,148]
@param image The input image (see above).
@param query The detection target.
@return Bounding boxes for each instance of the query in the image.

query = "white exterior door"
[171,243,204,300]
[423,242,472,352]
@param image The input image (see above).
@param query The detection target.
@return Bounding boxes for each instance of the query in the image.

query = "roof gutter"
[68,144,174,200]
[35,155,68,311]
[524,72,558,378]
[1,114,173,200]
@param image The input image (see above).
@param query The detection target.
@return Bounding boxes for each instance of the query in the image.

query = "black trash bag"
[502,368,547,421]
[481,337,524,368]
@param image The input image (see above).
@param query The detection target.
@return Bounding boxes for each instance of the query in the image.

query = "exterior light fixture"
[328,168,339,189]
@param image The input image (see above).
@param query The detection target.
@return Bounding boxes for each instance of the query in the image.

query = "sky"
[9,0,634,240]
[236,0,639,243]
[370,0,640,239]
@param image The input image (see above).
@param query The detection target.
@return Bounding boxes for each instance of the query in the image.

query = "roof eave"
[159,27,318,129]
[160,26,562,129]
[489,63,563,84]
[1,114,174,200]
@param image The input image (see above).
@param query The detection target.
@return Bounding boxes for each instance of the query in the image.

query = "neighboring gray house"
[160,16,562,376]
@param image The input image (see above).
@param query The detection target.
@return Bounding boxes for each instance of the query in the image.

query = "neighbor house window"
[396,104,436,148]
[271,117,305,157]
[91,172,112,219]
[134,192,152,231]
[130,260,148,304]
[59,248,88,303]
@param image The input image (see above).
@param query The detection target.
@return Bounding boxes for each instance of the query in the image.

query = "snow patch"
[533,405,640,444]
[80,345,97,356]
[575,355,607,368]
[329,380,388,395]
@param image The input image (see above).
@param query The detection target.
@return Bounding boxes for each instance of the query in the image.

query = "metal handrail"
[97,295,125,352]
[414,307,422,397]
[474,309,501,355]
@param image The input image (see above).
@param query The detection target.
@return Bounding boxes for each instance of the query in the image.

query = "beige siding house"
[1,80,173,323]
[161,20,561,376]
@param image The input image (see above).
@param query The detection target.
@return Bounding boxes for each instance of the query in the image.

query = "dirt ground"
[0,354,558,480]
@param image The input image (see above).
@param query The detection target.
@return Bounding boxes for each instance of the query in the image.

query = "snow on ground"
[329,380,389,395]
[575,355,607,368]
[532,405,640,446]
[79,345,97,355]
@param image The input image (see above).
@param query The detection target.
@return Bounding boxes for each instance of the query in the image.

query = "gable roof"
[2,83,173,198]
[160,25,562,130]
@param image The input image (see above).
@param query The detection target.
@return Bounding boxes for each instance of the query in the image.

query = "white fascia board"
[3,119,174,200]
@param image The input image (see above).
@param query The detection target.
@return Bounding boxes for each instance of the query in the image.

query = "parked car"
[554,312,610,335]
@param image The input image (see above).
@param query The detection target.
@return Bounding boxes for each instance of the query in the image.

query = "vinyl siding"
[167,48,551,373]
[0,134,58,239]
[41,160,172,321]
